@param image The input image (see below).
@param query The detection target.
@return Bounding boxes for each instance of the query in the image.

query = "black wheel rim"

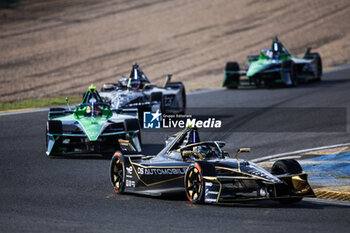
[186,166,202,201]
[112,158,123,189]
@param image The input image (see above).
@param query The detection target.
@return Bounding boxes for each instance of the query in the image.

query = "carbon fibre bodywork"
[110,128,315,203]
[100,64,186,120]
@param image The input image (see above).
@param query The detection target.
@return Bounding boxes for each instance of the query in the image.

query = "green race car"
[223,37,322,88]
[46,85,142,157]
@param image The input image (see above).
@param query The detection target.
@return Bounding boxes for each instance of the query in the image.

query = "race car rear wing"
[224,70,247,75]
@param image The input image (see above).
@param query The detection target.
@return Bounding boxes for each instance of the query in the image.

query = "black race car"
[100,64,186,119]
[110,128,315,204]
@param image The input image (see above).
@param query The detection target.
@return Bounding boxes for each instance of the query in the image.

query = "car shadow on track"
[234,78,350,90]
[46,143,164,160]
[120,192,345,209]
[296,78,350,89]
[213,199,321,209]
[210,198,350,209]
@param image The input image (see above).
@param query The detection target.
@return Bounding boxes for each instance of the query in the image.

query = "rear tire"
[124,118,141,132]
[179,84,186,114]
[48,108,66,119]
[223,62,240,89]
[271,159,302,175]
[49,107,65,112]
[271,159,303,203]
[150,92,165,113]
[304,52,322,81]
[165,82,186,114]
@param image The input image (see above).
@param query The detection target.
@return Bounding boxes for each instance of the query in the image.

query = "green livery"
[45,85,142,157]
[223,37,322,88]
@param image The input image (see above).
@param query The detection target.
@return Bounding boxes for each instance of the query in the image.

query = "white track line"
[304,197,350,207]
[252,143,350,163]
[0,108,49,117]
[324,64,350,74]
[0,89,222,117]
[187,88,221,96]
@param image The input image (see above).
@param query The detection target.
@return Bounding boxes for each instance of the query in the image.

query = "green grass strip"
[0,95,82,112]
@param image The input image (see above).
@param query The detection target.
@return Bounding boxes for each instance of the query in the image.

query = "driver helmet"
[86,97,102,116]
[128,79,142,91]
[197,145,219,159]
[267,49,279,59]
[118,75,128,87]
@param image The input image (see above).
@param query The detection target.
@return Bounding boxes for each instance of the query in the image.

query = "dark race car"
[100,63,186,121]
[223,36,322,88]
[110,127,315,204]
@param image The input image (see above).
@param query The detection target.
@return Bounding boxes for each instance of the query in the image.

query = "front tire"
[223,62,240,89]
[184,163,205,204]
[110,152,125,194]
[45,121,61,157]
[281,60,297,87]
[45,126,50,157]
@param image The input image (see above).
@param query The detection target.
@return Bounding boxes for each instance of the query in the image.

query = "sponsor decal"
[126,166,133,175]
[143,168,186,175]
[126,180,135,188]
[137,167,144,175]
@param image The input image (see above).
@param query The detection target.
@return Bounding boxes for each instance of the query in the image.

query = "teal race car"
[45,85,142,157]
[223,37,322,88]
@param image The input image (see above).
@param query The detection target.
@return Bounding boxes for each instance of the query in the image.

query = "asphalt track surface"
[1,67,350,232]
